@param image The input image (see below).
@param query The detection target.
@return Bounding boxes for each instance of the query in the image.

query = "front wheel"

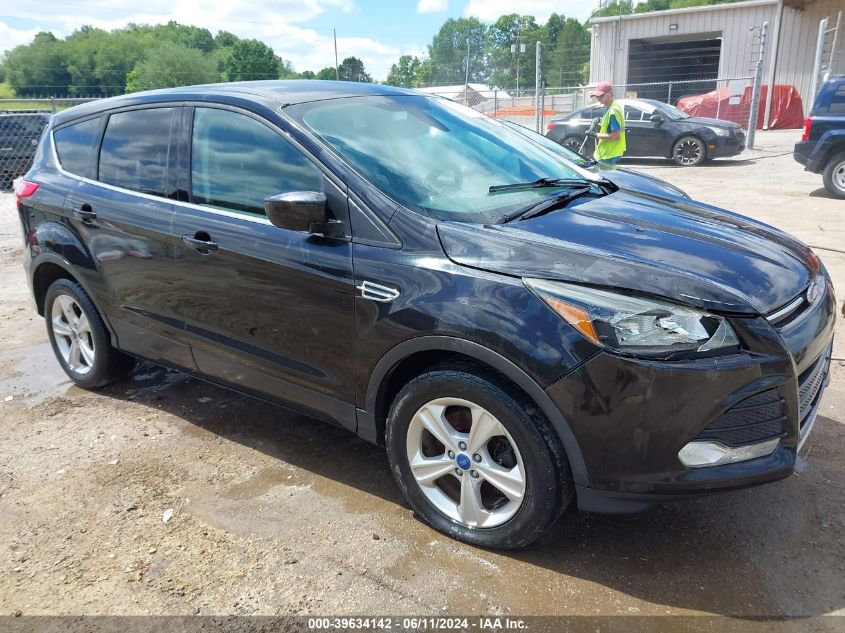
[672,135,706,166]
[386,365,573,549]
[822,151,845,199]
[45,279,134,389]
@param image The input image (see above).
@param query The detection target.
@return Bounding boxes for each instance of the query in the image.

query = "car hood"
[437,190,815,315]
[591,163,687,199]
[683,116,743,131]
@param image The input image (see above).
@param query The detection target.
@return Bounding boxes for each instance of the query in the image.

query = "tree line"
[0,0,749,96]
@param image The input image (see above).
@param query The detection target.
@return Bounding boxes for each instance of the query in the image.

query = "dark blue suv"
[794,76,845,198]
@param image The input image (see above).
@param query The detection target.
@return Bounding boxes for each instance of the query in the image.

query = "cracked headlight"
[526,278,740,357]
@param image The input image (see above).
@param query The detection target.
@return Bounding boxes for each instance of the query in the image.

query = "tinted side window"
[54,117,102,179]
[624,106,643,121]
[99,108,174,197]
[829,85,845,114]
[191,108,323,216]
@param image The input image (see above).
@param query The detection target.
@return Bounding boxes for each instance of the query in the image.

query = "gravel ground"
[0,129,843,626]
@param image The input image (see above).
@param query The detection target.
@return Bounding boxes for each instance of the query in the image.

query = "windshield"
[286,95,600,223]
[502,121,592,167]
[641,99,690,120]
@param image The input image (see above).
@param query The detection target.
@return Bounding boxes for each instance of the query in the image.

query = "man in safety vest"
[589,81,626,164]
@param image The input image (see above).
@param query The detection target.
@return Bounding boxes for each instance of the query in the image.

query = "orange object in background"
[676,84,804,130]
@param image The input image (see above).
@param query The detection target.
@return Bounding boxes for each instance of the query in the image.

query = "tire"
[385,364,573,549]
[672,135,706,166]
[822,151,845,199]
[44,279,134,389]
[562,136,584,153]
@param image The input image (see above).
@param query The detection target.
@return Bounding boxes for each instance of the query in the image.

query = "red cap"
[590,81,613,97]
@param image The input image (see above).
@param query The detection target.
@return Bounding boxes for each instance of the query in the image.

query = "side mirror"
[649,113,664,125]
[264,191,342,238]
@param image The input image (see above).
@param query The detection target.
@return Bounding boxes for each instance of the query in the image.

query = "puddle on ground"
[0,347,193,407]
[0,343,74,405]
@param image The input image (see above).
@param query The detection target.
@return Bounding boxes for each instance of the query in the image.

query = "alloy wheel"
[405,397,526,528]
[51,294,96,375]
[674,137,704,166]
[833,160,845,193]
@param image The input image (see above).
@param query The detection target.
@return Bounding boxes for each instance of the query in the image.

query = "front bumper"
[546,276,836,513]
[707,134,745,158]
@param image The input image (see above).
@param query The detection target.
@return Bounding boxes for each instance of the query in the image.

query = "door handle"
[73,205,97,223]
[182,233,218,253]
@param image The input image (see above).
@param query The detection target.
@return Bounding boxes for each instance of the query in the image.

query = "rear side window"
[190,107,323,216]
[54,117,102,180]
[829,85,845,114]
[99,108,175,197]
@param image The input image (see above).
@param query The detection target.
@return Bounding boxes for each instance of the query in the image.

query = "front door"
[170,106,357,430]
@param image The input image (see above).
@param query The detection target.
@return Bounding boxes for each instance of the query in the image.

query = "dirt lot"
[0,129,843,625]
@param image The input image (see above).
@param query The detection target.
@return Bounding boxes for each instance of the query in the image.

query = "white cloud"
[417,0,447,14]
[0,0,415,81]
[0,21,43,56]
[463,0,594,23]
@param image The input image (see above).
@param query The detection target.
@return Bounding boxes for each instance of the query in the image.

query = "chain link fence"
[421,76,757,134]
[0,98,98,189]
[0,78,762,189]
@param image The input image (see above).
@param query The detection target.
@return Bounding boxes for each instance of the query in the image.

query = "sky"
[0,0,602,81]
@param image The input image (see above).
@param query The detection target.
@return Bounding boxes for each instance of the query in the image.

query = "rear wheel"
[44,279,134,389]
[822,151,845,199]
[386,365,573,549]
[672,135,706,166]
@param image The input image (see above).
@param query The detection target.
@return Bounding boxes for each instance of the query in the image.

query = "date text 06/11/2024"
[306,617,528,630]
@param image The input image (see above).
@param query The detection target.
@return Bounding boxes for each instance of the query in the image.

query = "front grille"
[798,345,832,429]
[694,388,786,447]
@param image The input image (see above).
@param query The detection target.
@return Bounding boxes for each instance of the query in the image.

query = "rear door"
[623,104,666,156]
[60,106,194,368]
[169,105,357,429]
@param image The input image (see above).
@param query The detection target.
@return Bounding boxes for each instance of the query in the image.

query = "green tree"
[316,66,337,80]
[338,56,371,82]
[385,55,423,87]
[225,38,281,81]
[278,59,299,79]
[427,17,488,85]
[543,14,590,86]
[214,30,239,48]
[4,32,71,96]
[300,70,316,79]
[93,28,152,95]
[591,0,635,18]
[487,14,544,90]
[63,26,109,95]
[125,44,220,92]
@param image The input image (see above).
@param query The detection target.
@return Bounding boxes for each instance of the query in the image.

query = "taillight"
[801,117,813,142]
[546,121,556,131]
[13,179,39,208]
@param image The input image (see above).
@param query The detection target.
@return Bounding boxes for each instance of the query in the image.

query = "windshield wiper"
[488,177,597,193]
[495,186,593,224]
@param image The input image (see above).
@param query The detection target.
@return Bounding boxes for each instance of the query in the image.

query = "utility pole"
[747,21,768,150]
[535,40,542,132]
[464,38,470,106]
[511,21,524,97]
[334,29,340,80]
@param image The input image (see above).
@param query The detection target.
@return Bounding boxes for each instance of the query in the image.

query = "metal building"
[589,0,844,124]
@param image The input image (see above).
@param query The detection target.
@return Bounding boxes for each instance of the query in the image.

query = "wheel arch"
[31,254,117,344]
[361,336,590,487]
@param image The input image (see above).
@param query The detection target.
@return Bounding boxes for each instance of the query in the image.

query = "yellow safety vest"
[594,100,626,161]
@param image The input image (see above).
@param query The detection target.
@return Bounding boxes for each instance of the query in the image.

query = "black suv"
[0,111,50,189]
[15,82,835,549]
[794,76,845,198]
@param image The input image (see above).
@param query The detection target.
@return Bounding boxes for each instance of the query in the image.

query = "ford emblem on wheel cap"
[456,454,471,470]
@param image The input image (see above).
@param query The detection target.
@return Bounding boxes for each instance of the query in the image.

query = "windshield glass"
[641,99,690,120]
[286,95,600,223]
[502,120,592,166]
